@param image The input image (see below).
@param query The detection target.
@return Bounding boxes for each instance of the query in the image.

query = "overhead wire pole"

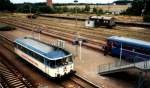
[141,0,147,16]
[29,4,34,38]
[74,0,79,57]
[107,0,110,14]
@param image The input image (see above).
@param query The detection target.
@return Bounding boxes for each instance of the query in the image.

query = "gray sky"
[10,0,116,4]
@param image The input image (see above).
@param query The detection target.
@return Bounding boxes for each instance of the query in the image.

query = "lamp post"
[74,0,78,27]
[29,4,34,38]
[141,0,147,16]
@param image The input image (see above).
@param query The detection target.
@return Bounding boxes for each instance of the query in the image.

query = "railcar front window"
[55,57,73,67]
[56,58,68,66]
[48,56,73,68]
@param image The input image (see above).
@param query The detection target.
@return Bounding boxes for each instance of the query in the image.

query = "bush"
[92,7,103,15]
[84,5,90,12]
[96,9,103,15]
[143,15,150,22]
[0,24,16,31]
[93,7,97,14]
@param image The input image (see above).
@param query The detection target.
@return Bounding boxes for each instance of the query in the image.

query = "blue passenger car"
[106,36,150,62]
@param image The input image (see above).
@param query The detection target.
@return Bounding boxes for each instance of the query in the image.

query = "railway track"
[0,33,101,88]
[0,18,106,51]
[1,16,149,50]
[12,17,109,40]
[2,17,107,42]
[0,34,35,88]
[31,16,150,41]
[0,55,34,88]
[59,74,100,88]
[39,14,150,27]
[7,16,150,41]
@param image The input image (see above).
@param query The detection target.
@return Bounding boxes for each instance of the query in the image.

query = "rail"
[0,58,34,88]
[0,34,14,43]
[0,18,105,52]
[74,74,101,88]
[39,14,150,27]
[0,34,36,88]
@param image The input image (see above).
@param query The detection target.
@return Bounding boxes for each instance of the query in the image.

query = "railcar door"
[44,59,49,74]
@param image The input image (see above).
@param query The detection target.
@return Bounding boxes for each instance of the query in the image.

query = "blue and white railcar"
[14,37,74,78]
[105,36,150,62]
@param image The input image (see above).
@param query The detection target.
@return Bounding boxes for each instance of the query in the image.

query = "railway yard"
[0,13,150,88]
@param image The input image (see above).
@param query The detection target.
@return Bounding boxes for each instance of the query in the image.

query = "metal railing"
[98,60,150,75]
[98,52,150,75]
[98,61,130,73]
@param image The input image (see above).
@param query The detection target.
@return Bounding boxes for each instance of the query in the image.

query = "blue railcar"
[105,36,150,62]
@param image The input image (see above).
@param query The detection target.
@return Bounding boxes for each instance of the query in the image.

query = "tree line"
[15,3,103,15]
[0,0,150,22]
[0,0,103,15]
[0,0,15,12]
[0,0,150,15]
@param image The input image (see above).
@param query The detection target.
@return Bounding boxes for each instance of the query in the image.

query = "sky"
[10,0,116,4]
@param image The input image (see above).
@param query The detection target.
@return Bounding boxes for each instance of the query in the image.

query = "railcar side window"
[36,54,44,63]
[112,41,119,48]
[135,48,150,55]
[123,45,133,50]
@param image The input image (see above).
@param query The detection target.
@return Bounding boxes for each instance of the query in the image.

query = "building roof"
[108,36,150,49]
[15,37,72,60]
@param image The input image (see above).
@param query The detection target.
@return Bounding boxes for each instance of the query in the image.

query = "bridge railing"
[98,61,130,73]
[98,49,150,74]
[135,60,150,70]
[98,60,150,74]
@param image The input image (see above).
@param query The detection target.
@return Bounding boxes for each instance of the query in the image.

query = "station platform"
[0,29,142,88]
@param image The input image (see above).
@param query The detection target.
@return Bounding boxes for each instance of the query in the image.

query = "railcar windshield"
[49,56,73,68]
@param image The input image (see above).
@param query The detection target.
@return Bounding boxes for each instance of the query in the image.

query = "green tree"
[123,0,150,16]
[0,0,15,12]
[62,6,69,12]
[84,5,90,12]
[93,7,97,14]
[16,3,32,13]
[96,9,103,15]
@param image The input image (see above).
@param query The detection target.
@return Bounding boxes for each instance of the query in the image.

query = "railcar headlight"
[70,65,72,69]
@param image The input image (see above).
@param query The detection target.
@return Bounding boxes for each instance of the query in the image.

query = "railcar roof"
[15,37,71,60]
[108,36,150,49]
